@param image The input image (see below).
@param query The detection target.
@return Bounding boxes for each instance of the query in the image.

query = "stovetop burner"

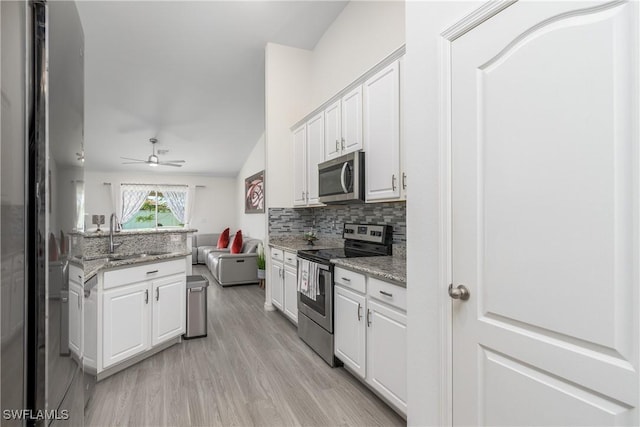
[297,223,393,264]
[298,247,373,262]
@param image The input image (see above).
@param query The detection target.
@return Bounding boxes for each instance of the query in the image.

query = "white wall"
[310,0,405,106]
[404,2,479,426]
[264,42,312,208]
[84,171,237,235]
[236,133,266,240]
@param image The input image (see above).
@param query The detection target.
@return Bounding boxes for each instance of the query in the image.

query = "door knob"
[448,284,470,301]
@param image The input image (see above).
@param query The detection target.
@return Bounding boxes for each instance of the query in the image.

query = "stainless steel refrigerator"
[1,1,85,425]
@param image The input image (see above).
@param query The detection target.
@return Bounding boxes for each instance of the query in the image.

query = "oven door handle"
[340,162,350,193]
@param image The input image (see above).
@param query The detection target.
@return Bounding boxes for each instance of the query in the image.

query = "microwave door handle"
[340,162,349,193]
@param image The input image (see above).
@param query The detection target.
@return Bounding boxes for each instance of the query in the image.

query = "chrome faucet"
[109,213,122,254]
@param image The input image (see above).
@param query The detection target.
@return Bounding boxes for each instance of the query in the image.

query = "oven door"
[297,261,333,333]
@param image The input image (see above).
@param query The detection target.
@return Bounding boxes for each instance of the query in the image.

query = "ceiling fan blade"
[159,163,183,167]
[121,161,148,165]
[120,157,147,162]
[160,160,186,163]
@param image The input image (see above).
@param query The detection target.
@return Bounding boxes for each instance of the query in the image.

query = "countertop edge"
[84,251,191,282]
[331,258,406,287]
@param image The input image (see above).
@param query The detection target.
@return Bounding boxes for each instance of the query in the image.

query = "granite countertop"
[332,255,406,287]
[83,251,191,281]
[80,228,198,239]
[268,235,344,252]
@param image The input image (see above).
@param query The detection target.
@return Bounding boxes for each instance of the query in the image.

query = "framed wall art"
[245,170,265,214]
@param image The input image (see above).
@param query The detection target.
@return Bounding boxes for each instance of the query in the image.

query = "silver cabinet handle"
[146,270,158,275]
[357,303,362,321]
[155,288,159,301]
[78,294,81,309]
[448,283,470,301]
[392,174,397,191]
[366,309,371,327]
[335,139,339,151]
[341,137,345,150]
[379,290,393,297]
[341,277,351,282]
[145,289,149,304]
[402,172,407,190]
[189,287,204,293]
[61,297,69,303]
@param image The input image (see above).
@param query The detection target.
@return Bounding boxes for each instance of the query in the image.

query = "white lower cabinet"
[151,275,186,346]
[333,267,407,415]
[68,281,83,357]
[271,259,284,311]
[366,299,407,413]
[334,285,366,378]
[283,264,298,323]
[269,247,298,324]
[102,282,151,369]
[100,258,186,372]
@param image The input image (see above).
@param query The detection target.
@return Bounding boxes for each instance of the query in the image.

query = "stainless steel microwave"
[318,151,365,204]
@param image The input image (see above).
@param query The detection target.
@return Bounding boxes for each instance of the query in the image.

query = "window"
[120,184,188,230]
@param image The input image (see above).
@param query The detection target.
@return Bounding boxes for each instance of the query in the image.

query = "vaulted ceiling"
[76,1,348,176]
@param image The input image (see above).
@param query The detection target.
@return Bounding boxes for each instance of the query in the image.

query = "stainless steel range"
[296,223,392,366]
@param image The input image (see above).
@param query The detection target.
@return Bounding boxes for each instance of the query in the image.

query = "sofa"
[193,233,261,286]
[191,233,222,265]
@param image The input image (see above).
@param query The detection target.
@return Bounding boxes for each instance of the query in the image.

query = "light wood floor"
[85,265,406,427]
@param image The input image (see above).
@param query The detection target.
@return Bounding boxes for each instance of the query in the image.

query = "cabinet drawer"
[104,258,185,290]
[270,248,284,262]
[284,251,297,267]
[69,264,84,284]
[368,277,406,311]
[334,267,366,294]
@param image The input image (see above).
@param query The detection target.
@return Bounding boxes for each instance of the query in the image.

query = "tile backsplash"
[268,202,406,245]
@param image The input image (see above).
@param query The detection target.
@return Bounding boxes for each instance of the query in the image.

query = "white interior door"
[451,1,639,425]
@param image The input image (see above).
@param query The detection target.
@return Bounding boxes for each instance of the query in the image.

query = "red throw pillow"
[230,230,243,254]
[217,228,230,249]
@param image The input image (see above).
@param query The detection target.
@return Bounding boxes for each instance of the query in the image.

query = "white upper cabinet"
[306,113,324,205]
[293,114,324,207]
[399,56,407,200]
[364,60,401,202]
[292,124,307,207]
[324,100,342,160]
[324,86,363,161]
[341,86,363,154]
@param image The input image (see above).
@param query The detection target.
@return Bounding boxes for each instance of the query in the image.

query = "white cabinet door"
[398,55,407,201]
[306,113,324,205]
[151,275,186,346]
[292,124,307,206]
[366,299,407,414]
[341,85,363,154]
[102,282,150,369]
[283,264,298,324]
[451,2,639,425]
[68,281,83,357]
[364,61,400,201]
[324,100,341,160]
[270,261,284,311]
[334,285,366,379]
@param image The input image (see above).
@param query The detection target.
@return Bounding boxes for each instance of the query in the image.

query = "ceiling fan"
[121,138,185,168]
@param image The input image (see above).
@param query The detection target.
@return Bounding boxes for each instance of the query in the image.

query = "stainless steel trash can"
[185,275,209,339]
